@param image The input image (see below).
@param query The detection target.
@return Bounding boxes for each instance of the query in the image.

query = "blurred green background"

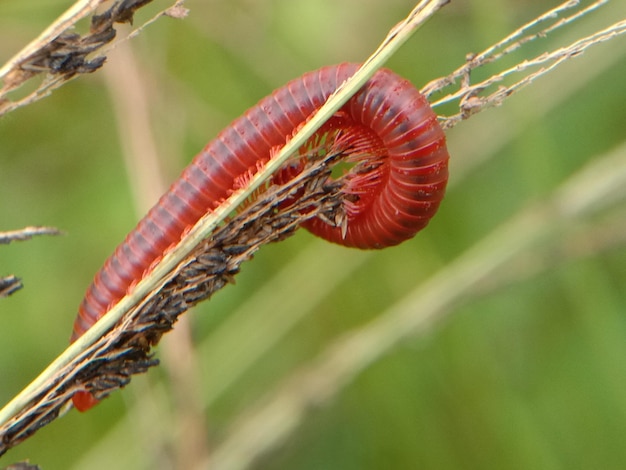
[1,0,626,469]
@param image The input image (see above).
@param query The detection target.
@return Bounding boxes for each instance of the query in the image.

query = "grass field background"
[1,0,626,468]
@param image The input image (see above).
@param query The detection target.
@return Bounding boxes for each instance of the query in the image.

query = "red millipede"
[71,63,449,411]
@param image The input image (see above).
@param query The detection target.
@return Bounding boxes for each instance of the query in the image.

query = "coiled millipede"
[71,63,449,411]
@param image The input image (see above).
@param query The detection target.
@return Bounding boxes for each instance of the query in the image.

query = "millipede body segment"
[71,63,449,411]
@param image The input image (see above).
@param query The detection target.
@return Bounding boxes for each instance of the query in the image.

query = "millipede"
[70,62,449,411]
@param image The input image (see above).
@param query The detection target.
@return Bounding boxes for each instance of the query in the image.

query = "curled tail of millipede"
[70,63,449,411]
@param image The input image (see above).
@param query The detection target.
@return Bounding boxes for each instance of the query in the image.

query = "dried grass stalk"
[0,0,188,117]
[0,150,343,456]
[422,0,626,129]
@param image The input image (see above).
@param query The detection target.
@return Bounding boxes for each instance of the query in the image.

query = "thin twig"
[422,0,591,97]
[0,276,22,299]
[420,0,626,129]
[0,226,62,244]
[439,20,626,128]
[0,226,62,299]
